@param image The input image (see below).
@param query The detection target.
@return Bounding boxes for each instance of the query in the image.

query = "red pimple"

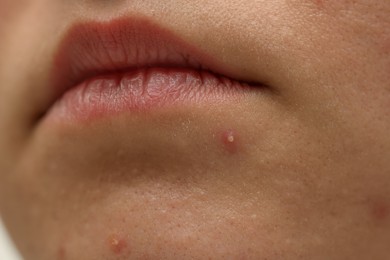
[314,0,324,7]
[57,245,66,260]
[371,202,389,222]
[107,234,128,255]
[383,38,390,54]
[220,129,239,154]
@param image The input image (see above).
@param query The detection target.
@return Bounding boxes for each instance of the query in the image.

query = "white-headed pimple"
[227,133,235,143]
[221,129,238,154]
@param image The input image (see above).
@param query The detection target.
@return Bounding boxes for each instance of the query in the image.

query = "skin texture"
[0,0,390,259]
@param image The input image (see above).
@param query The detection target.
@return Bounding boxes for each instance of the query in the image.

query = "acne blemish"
[383,38,390,54]
[107,234,128,255]
[220,129,239,154]
[311,0,329,10]
[313,0,324,7]
[227,134,235,143]
[371,202,389,222]
[57,245,66,260]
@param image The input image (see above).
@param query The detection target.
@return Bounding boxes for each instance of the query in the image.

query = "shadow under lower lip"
[47,67,252,123]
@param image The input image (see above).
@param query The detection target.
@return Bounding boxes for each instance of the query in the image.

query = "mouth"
[44,17,265,123]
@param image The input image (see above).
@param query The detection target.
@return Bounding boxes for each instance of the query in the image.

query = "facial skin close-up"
[0,0,389,259]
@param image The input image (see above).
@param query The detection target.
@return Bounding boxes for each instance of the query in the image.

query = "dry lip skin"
[45,17,264,122]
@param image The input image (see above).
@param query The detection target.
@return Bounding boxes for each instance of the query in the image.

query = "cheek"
[0,0,25,17]
[0,0,32,34]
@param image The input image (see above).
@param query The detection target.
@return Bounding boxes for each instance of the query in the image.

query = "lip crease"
[46,17,262,122]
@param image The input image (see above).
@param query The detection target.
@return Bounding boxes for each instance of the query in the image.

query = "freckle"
[107,234,128,255]
[220,129,239,154]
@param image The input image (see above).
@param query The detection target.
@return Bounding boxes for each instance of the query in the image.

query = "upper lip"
[48,17,256,109]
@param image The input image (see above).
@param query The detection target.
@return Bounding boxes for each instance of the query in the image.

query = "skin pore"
[0,0,390,259]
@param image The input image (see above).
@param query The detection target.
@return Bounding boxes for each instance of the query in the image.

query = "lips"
[46,17,262,122]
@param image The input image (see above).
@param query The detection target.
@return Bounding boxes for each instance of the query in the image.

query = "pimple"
[220,129,239,154]
[382,37,390,54]
[227,134,235,143]
[107,234,128,255]
[311,0,328,9]
[371,202,389,222]
[57,245,66,260]
[306,0,322,8]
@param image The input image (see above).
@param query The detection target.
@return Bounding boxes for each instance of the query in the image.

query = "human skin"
[0,0,389,259]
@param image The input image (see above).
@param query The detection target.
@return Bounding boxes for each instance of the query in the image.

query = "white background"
[0,218,21,260]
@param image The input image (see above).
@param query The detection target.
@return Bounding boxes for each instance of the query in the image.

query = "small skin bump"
[371,202,389,222]
[220,129,239,154]
[314,0,324,6]
[309,0,330,10]
[57,245,66,260]
[227,134,235,143]
[107,234,128,255]
[382,37,390,54]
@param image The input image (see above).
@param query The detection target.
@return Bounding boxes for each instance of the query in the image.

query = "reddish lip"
[46,17,262,122]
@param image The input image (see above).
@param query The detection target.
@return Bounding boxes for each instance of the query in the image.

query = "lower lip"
[47,68,253,122]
